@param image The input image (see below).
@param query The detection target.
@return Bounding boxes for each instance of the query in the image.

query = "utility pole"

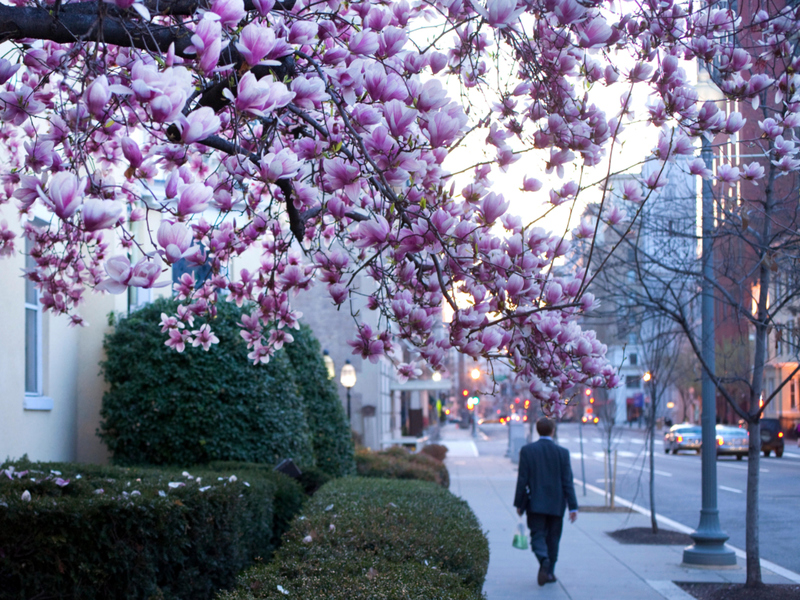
[683,139,736,566]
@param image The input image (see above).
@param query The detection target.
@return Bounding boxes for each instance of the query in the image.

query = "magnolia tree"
[0,0,795,429]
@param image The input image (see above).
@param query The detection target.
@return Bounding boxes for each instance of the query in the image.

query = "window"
[790,379,796,410]
[626,375,641,389]
[629,353,638,366]
[23,231,53,411]
[24,235,42,396]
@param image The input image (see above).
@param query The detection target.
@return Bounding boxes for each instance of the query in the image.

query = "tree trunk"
[649,383,658,533]
[745,418,762,586]
[743,163,774,587]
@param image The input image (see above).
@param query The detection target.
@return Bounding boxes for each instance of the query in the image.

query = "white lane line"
[630,439,645,444]
[717,463,769,473]
[719,485,743,494]
[578,480,800,584]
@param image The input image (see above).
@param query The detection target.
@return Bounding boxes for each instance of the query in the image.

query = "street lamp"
[340,360,357,420]
[470,367,481,380]
[322,350,335,380]
[432,372,442,382]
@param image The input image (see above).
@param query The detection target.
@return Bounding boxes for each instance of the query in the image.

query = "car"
[760,418,784,458]
[663,423,701,454]
[663,424,702,454]
[715,425,749,460]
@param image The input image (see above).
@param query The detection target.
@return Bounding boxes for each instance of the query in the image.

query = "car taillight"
[778,432,784,438]
[717,437,724,446]
[677,436,683,443]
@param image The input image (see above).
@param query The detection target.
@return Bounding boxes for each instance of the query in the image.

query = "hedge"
[219,478,489,600]
[355,446,450,488]
[0,459,301,600]
[282,324,355,477]
[99,298,315,468]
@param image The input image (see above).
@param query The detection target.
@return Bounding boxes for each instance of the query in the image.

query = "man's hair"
[536,417,555,437]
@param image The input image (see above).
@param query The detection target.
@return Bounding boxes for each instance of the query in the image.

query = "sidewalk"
[438,425,798,600]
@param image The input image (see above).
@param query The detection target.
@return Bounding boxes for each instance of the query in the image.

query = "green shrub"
[420,443,449,462]
[208,461,306,547]
[0,459,279,600]
[99,298,315,468]
[283,325,355,477]
[219,478,488,600]
[355,446,450,488]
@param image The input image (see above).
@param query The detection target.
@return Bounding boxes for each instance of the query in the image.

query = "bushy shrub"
[355,446,450,488]
[0,459,280,600]
[219,478,489,600]
[208,461,306,547]
[99,298,315,468]
[420,443,449,462]
[283,325,355,477]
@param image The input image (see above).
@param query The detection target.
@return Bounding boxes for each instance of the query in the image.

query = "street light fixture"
[470,367,481,380]
[322,350,335,380]
[340,360,357,420]
[432,372,442,382]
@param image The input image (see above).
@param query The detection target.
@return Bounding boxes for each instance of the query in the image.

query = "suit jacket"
[514,438,578,516]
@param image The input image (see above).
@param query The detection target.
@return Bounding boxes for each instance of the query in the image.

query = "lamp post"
[340,360,357,421]
[683,138,736,566]
[322,350,335,380]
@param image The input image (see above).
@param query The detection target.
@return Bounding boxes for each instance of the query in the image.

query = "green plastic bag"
[512,517,528,550]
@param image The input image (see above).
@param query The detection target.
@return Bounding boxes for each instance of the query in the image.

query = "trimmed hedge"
[218,478,489,600]
[355,446,450,488]
[283,324,355,477]
[0,459,300,600]
[99,298,315,468]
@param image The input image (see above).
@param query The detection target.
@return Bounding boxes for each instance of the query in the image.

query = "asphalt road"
[473,421,800,575]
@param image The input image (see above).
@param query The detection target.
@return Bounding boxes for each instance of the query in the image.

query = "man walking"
[514,417,579,586]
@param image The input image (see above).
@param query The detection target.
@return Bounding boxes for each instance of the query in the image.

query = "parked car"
[715,425,748,460]
[760,418,784,458]
[663,424,702,454]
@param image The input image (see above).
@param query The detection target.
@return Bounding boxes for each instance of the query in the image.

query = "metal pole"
[683,138,736,566]
[579,399,587,496]
[347,388,351,421]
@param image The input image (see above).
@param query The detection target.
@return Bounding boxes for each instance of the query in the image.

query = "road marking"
[717,463,769,473]
[719,485,742,494]
[577,480,800,584]
[630,439,644,444]
[646,580,696,600]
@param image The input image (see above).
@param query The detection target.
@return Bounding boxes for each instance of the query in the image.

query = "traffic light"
[470,391,480,405]
[462,389,469,397]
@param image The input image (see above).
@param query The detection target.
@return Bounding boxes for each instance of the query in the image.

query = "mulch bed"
[607,527,694,545]
[676,582,800,600]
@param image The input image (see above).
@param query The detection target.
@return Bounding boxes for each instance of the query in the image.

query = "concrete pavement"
[439,425,799,600]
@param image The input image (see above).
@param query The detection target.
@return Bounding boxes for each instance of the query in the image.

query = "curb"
[579,480,800,584]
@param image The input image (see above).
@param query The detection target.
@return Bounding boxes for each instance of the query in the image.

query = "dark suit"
[513,437,578,572]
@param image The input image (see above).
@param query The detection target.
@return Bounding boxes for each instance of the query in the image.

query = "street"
[470,422,800,575]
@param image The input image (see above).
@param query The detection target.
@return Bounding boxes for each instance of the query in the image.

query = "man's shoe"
[545,574,557,584]
[537,560,551,586]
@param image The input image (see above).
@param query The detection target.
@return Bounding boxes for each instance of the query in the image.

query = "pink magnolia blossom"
[472,0,524,29]
[210,0,245,28]
[174,107,221,143]
[177,183,213,216]
[236,24,281,66]
[191,324,220,350]
[157,220,193,262]
[83,199,124,231]
[43,172,85,218]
